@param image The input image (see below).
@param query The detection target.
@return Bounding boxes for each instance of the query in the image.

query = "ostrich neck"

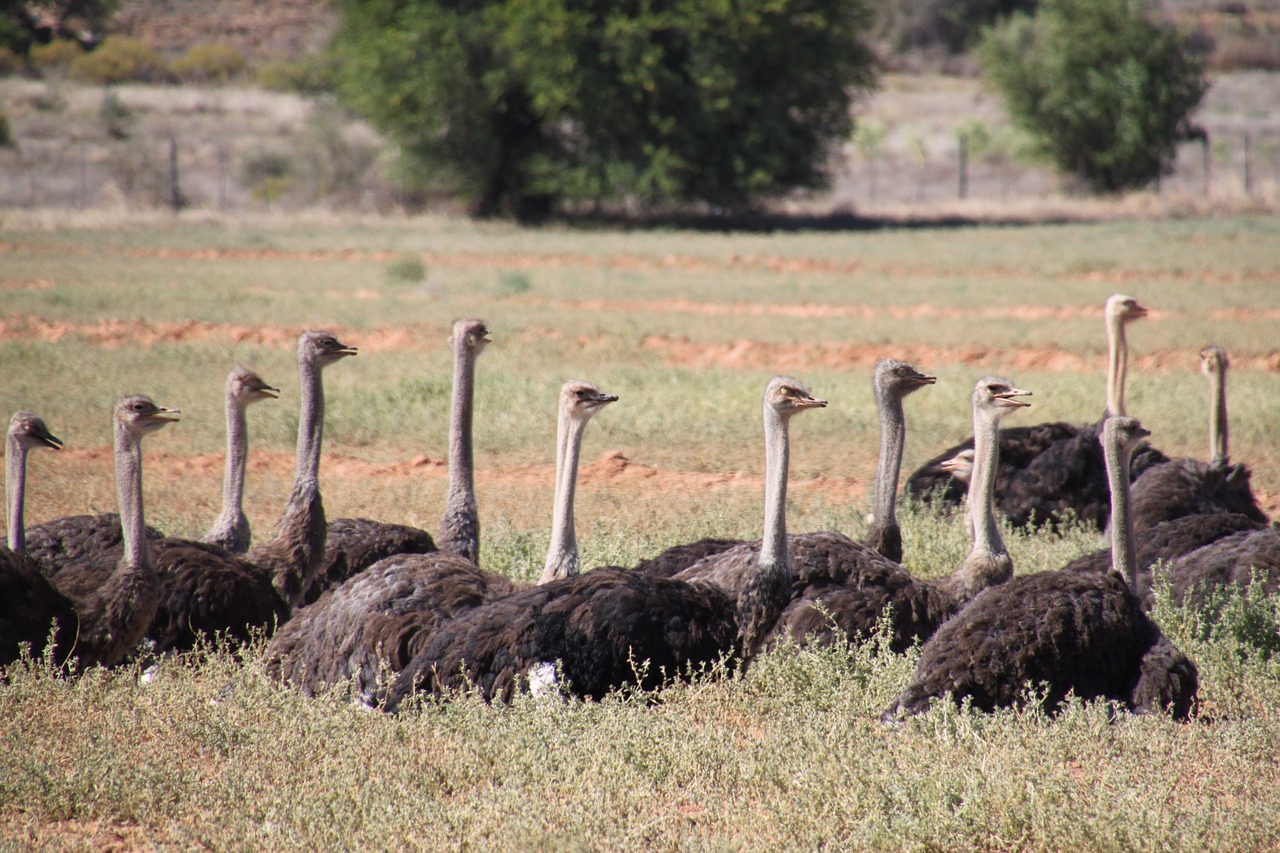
[114,421,152,574]
[870,391,905,537]
[208,391,250,547]
[1105,314,1129,417]
[759,406,791,571]
[1106,435,1139,594]
[735,403,794,659]
[953,405,1011,599]
[540,411,585,583]
[5,432,28,554]
[295,356,324,486]
[439,341,480,562]
[1208,367,1229,465]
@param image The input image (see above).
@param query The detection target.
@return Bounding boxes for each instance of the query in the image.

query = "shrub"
[29,38,83,74]
[170,43,247,83]
[384,253,427,285]
[979,0,1208,193]
[0,46,25,76]
[99,90,134,139]
[70,37,171,84]
[239,147,296,204]
[256,54,338,94]
[0,110,14,149]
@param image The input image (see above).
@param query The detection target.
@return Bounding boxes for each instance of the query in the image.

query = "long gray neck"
[1105,432,1139,594]
[539,410,586,583]
[735,402,794,659]
[760,405,791,573]
[953,404,1012,599]
[206,388,251,551]
[295,353,324,486]
[439,337,480,563]
[1208,365,1229,466]
[1105,313,1129,417]
[115,420,152,574]
[6,431,28,554]
[869,387,904,542]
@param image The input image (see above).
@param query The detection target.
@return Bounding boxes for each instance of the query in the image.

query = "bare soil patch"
[640,335,1280,374]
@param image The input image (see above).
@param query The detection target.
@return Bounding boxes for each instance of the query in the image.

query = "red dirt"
[6,313,1280,372]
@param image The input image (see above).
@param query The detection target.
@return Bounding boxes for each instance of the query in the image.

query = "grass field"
[2,211,1280,849]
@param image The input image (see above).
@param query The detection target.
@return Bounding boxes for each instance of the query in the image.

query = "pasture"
[2,211,1280,849]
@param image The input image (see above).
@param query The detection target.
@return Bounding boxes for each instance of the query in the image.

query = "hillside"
[109,0,337,59]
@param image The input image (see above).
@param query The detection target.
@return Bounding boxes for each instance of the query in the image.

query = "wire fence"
[1,129,1276,215]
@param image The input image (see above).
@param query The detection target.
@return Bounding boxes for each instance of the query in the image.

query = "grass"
[2,211,1280,848]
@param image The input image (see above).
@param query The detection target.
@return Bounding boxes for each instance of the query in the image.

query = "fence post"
[958,135,968,200]
[1243,133,1252,197]
[168,138,181,213]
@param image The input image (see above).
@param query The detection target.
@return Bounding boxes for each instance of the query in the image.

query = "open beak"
[259,384,281,399]
[995,389,1032,408]
[912,373,937,387]
[150,406,182,423]
[799,395,828,409]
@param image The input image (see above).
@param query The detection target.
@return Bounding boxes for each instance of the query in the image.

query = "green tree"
[979,0,1207,193]
[331,0,877,220]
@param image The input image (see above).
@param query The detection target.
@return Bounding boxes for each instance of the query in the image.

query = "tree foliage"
[331,0,877,219]
[876,0,1036,56]
[979,0,1207,193]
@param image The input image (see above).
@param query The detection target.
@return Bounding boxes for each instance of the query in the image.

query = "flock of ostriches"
[2,295,1274,722]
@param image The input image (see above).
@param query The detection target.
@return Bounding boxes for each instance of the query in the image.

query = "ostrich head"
[9,412,63,453]
[1199,344,1229,378]
[765,375,828,417]
[229,365,280,407]
[561,380,619,420]
[451,318,492,357]
[299,331,358,368]
[1106,293,1148,325]
[939,448,976,484]
[972,376,1031,418]
[116,395,181,436]
[874,358,936,400]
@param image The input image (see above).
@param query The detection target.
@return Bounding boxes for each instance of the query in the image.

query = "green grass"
[3,212,1280,848]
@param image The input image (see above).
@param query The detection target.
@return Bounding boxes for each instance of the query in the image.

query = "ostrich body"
[264,380,611,700]
[310,320,490,601]
[1160,523,1280,607]
[381,376,826,707]
[201,366,279,554]
[1128,346,1265,532]
[762,375,1028,651]
[906,294,1166,531]
[51,397,180,668]
[1,412,79,668]
[884,416,1198,721]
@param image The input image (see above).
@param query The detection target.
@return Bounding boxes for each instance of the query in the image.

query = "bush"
[256,54,338,94]
[0,46,25,76]
[99,90,134,139]
[170,44,247,83]
[979,0,1207,193]
[0,109,14,149]
[70,36,171,84]
[29,38,83,74]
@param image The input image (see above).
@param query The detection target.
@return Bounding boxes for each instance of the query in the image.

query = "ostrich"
[264,379,613,700]
[1160,520,1280,608]
[243,330,358,611]
[52,333,354,654]
[906,294,1167,530]
[380,375,827,708]
[763,376,1030,651]
[862,359,937,562]
[634,360,933,578]
[201,366,280,554]
[1,412,79,669]
[883,416,1198,721]
[1128,345,1266,531]
[47,396,181,668]
[311,319,491,601]
[1062,346,1268,593]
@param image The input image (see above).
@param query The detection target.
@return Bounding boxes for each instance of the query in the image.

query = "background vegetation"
[1,211,1279,847]
[980,0,1208,193]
